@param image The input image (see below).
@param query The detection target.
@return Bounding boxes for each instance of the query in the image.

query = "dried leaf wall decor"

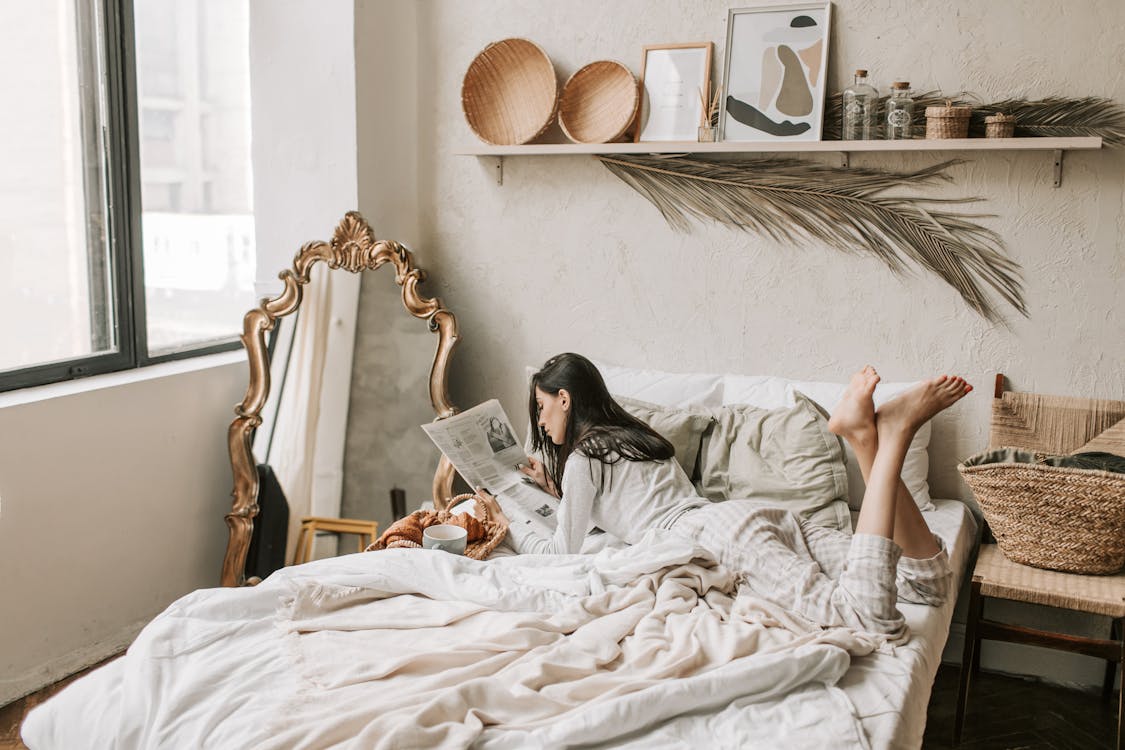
[598,154,1027,322]
[823,93,1125,145]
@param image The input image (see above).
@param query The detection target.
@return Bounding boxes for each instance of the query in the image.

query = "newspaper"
[421,400,559,537]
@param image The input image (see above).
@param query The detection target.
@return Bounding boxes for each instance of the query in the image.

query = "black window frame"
[0,0,244,395]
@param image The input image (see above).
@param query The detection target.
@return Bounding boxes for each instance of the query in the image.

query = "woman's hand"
[518,456,560,498]
[474,488,510,526]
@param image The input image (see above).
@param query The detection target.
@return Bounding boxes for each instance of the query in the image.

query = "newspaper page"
[422,400,559,536]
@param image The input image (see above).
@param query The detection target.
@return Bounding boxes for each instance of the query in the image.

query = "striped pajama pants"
[674,501,951,640]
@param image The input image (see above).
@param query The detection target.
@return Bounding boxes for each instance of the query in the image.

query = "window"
[0,0,255,392]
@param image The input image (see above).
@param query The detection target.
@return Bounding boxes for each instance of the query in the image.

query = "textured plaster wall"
[351,0,1123,682]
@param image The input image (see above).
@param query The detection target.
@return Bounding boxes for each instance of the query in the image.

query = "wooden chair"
[292,516,380,565]
[954,375,1125,749]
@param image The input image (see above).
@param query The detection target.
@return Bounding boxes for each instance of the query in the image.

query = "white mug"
[422,524,467,555]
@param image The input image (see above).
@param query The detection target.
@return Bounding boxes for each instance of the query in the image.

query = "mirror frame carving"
[220,211,460,587]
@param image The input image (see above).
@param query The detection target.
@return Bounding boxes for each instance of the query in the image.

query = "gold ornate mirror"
[220,212,460,587]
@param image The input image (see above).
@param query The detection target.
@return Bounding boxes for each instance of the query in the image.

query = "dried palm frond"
[985,97,1125,145]
[824,92,1125,145]
[598,154,1026,322]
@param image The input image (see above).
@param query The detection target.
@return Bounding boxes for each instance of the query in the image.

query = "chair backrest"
[990,374,1125,455]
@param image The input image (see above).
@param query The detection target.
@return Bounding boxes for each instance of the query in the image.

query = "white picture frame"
[635,43,713,142]
[720,2,832,142]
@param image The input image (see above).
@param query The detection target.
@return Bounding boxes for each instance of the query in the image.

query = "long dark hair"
[528,353,674,490]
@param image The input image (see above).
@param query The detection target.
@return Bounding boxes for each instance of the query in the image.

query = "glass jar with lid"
[884,81,915,140]
[842,69,880,140]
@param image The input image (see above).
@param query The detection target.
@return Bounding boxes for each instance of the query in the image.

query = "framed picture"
[635,42,713,142]
[720,2,832,142]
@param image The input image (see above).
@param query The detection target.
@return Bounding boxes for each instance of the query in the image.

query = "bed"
[22,214,978,749]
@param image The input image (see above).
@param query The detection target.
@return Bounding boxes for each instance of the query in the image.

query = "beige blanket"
[263,533,879,748]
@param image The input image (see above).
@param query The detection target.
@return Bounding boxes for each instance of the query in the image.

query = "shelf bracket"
[1052,149,1063,188]
[493,156,504,185]
[840,152,850,169]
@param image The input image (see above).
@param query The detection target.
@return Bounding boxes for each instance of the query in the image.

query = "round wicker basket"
[959,455,1125,574]
[461,38,558,146]
[985,112,1017,139]
[558,60,639,144]
[925,101,973,139]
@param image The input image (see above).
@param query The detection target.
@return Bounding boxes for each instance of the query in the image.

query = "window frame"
[0,0,244,395]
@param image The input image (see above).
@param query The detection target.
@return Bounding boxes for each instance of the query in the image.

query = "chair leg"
[293,523,313,565]
[955,578,983,745]
[1106,618,1121,700]
[1118,621,1124,750]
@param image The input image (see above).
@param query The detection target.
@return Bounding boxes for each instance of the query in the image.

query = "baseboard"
[0,619,146,706]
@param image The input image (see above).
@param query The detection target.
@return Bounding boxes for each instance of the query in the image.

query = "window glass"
[0,1,116,373]
[135,0,255,355]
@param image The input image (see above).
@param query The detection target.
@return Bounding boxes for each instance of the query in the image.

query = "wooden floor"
[924,664,1119,749]
[1,661,1117,748]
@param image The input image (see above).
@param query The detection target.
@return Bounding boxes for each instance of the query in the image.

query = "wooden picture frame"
[635,42,713,142]
[720,2,832,142]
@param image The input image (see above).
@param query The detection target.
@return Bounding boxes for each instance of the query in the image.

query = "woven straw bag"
[959,449,1125,574]
[367,494,509,561]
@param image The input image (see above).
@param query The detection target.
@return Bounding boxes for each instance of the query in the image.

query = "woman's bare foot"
[828,365,880,445]
[877,375,973,439]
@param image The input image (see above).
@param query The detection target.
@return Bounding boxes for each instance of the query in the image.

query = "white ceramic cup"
[422,524,467,555]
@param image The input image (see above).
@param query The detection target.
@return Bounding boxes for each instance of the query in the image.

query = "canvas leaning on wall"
[721,2,832,141]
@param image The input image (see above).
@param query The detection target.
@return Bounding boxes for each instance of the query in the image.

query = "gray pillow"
[616,395,713,476]
[695,392,850,529]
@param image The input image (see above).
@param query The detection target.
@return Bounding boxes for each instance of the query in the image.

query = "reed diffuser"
[698,83,721,142]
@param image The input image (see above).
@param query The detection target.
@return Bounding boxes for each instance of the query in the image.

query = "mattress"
[841,499,978,749]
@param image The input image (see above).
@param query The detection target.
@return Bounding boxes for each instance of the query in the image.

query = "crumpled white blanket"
[25,531,879,750]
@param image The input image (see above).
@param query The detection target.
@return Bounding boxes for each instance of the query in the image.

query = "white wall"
[0,359,246,704]
[0,0,364,704]
[353,0,1125,686]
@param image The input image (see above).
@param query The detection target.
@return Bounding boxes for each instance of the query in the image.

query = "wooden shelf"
[459,137,1102,186]
[457,136,1101,156]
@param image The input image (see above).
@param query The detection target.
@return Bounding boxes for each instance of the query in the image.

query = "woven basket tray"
[558,60,639,144]
[959,452,1125,574]
[366,494,509,561]
[461,38,558,146]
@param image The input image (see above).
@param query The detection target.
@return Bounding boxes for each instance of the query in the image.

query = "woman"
[478,353,970,640]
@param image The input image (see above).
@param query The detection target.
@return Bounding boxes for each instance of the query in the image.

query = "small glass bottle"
[884,81,915,140]
[842,69,879,140]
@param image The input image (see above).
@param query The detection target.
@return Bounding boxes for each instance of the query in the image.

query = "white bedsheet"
[23,506,976,750]
[842,499,978,749]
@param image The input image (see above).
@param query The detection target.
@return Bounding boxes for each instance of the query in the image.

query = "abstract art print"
[720,2,831,141]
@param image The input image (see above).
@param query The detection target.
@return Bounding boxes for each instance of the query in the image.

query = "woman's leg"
[824,370,971,615]
[828,368,971,558]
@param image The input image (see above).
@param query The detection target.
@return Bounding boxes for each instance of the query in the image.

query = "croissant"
[366,498,507,559]
[375,510,435,549]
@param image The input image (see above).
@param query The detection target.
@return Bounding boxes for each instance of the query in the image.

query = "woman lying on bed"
[477,352,971,641]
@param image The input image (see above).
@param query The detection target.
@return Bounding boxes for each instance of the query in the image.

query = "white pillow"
[786,380,933,512]
[721,374,793,409]
[590,359,723,408]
